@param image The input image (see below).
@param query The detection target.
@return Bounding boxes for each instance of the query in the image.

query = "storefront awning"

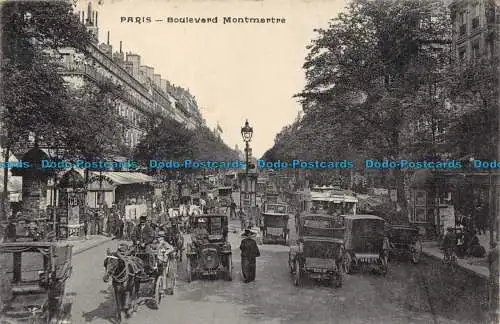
[89,171,155,185]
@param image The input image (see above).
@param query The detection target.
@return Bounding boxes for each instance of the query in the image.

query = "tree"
[134,117,194,164]
[294,0,451,216]
[61,80,128,160]
[1,1,91,148]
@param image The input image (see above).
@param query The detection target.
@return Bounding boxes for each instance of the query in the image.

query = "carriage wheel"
[166,259,177,295]
[411,240,422,264]
[343,253,352,274]
[186,257,193,283]
[293,259,302,287]
[288,255,294,274]
[151,276,163,309]
[225,256,233,281]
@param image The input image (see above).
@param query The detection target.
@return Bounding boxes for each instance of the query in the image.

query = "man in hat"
[132,215,156,270]
[4,217,17,242]
[240,227,260,283]
[191,218,209,250]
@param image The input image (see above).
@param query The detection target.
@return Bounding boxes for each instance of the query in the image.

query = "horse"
[103,251,144,324]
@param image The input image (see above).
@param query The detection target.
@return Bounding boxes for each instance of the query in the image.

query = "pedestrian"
[488,241,499,323]
[230,200,237,219]
[240,228,260,283]
[3,218,17,242]
[238,208,246,230]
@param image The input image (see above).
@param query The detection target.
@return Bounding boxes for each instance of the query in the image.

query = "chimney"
[153,74,161,87]
[146,66,154,80]
[82,10,85,24]
[119,41,122,53]
[87,2,92,24]
[95,11,98,26]
[93,11,96,26]
[107,31,110,45]
[126,54,141,77]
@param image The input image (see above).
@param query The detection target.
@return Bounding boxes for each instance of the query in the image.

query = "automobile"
[185,214,232,282]
[388,224,422,263]
[261,203,290,245]
[288,214,344,287]
[341,215,389,276]
[0,241,73,323]
[216,187,233,207]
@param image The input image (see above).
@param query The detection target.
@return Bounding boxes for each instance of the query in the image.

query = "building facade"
[58,2,204,150]
[450,0,500,61]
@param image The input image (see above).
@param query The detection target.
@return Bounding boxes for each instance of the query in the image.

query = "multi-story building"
[450,0,500,61]
[58,2,204,150]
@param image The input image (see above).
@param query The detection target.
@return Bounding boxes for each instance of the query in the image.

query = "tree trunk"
[2,145,10,220]
[391,125,408,220]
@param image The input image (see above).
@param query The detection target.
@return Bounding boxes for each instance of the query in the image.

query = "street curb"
[421,250,489,279]
[73,237,113,255]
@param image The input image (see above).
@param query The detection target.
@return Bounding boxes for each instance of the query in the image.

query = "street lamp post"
[240,120,253,211]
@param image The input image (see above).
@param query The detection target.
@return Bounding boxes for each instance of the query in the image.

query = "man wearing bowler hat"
[240,227,260,283]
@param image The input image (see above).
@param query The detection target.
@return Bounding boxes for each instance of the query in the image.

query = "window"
[459,10,467,35]
[458,47,467,61]
[472,41,480,59]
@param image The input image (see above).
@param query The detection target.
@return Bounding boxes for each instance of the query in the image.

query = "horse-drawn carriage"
[103,235,177,323]
[0,241,73,324]
[185,214,232,282]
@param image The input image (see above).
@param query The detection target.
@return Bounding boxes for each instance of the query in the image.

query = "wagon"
[388,224,422,264]
[0,241,73,323]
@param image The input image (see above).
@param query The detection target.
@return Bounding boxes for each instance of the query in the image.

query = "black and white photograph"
[0,0,499,323]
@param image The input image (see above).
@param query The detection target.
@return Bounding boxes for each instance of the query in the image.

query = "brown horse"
[103,252,144,324]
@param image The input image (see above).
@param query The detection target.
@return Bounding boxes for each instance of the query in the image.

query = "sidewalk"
[65,235,113,255]
[422,241,489,279]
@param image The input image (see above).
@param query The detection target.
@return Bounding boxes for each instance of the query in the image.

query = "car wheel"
[343,253,352,274]
[225,256,233,281]
[412,240,422,264]
[293,259,302,287]
[186,257,192,283]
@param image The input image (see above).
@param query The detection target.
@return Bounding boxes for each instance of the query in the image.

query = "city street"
[66,217,489,324]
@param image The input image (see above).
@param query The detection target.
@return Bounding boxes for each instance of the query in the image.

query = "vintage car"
[341,215,389,276]
[185,214,232,282]
[388,224,422,263]
[216,187,233,207]
[261,203,290,245]
[0,241,73,323]
[288,214,344,287]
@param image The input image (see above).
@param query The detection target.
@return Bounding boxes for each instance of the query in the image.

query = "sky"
[76,0,348,157]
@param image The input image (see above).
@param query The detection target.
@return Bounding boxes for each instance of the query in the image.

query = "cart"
[0,241,73,323]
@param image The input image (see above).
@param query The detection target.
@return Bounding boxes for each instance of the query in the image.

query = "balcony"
[459,24,467,36]
[58,61,152,115]
[472,17,479,30]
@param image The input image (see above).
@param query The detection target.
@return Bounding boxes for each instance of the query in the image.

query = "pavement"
[66,223,489,324]
[66,235,113,255]
[421,232,492,279]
